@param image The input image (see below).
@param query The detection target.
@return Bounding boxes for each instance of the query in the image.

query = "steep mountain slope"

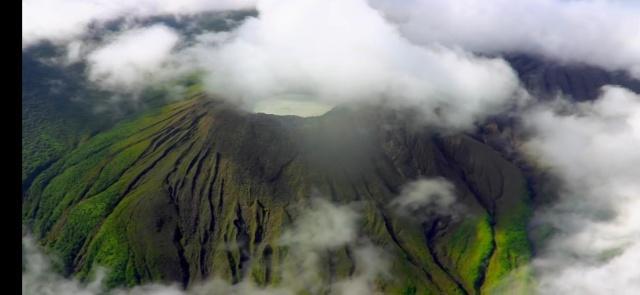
[22,46,108,185]
[22,51,636,188]
[506,54,640,101]
[21,44,200,187]
[23,94,532,294]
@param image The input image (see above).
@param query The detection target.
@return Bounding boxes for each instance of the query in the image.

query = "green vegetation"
[482,196,533,294]
[22,49,206,185]
[23,95,535,294]
[439,215,494,292]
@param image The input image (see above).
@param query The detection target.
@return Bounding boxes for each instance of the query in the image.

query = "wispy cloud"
[85,24,181,93]
[184,0,523,126]
[25,0,526,126]
[22,0,255,48]
[522,86,640,294]
[370,0,640,79]
[388,178,462,218]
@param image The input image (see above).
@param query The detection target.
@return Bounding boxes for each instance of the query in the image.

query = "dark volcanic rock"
[506,54,640,101]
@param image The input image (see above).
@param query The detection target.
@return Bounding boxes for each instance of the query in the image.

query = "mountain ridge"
[23,94,533,294]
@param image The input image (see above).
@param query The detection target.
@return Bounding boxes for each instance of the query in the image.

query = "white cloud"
[183,0,522,127]
[280,198,360,250]
[329,245,390,295]
[86,24,181,93]
[22,0,255,48]
[369,0,640,79]
[22,235,105,295]
[277,198,389,295]
[389,178,460,217]
[24,0,526,126]
[522,86,640,294]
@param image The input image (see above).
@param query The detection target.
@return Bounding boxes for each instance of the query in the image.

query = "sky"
[22,0,640,294]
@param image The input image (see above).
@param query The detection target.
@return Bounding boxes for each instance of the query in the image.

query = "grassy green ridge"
[435,135,533,294]
[23,96,533,294]
[21,49,204,185]
[435,215,494,292]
